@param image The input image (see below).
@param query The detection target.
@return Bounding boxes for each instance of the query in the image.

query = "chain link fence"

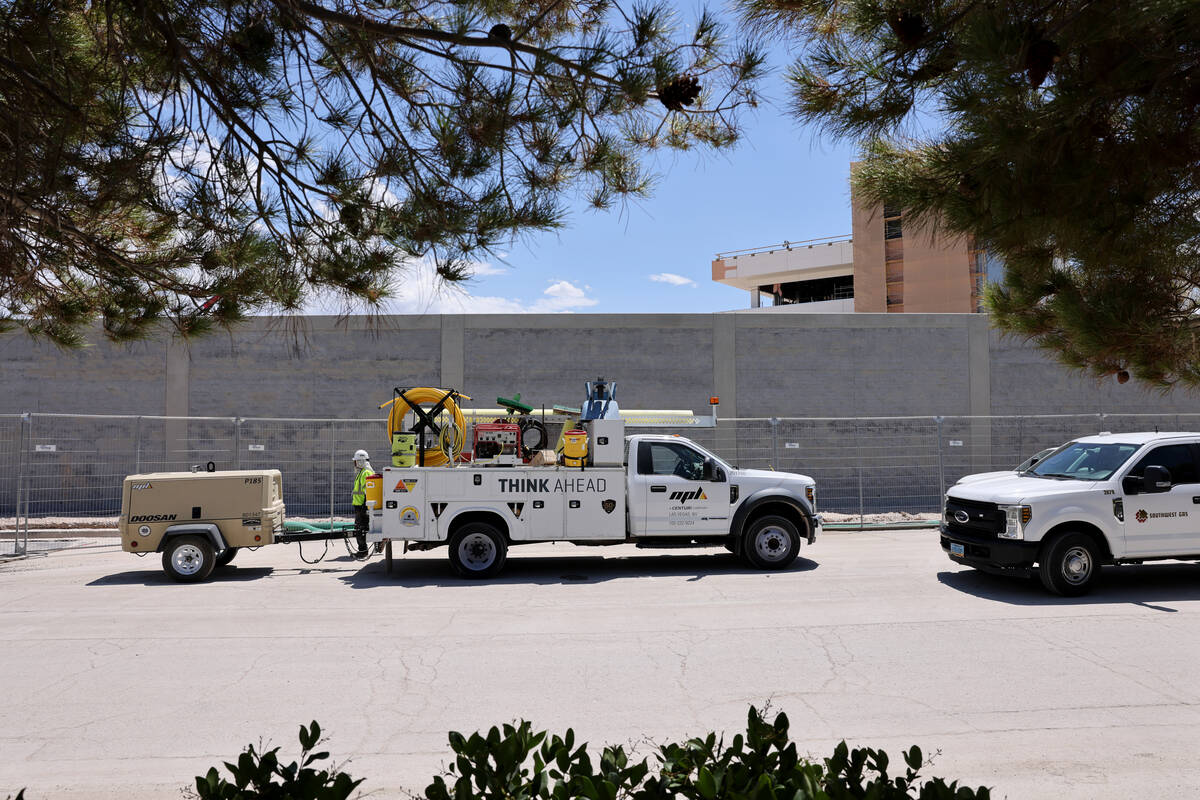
[6,411,1200,556]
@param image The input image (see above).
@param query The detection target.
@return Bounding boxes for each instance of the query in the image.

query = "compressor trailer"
[368,427,821,578]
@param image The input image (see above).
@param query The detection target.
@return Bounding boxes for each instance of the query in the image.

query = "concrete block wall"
[3,312,1199,418]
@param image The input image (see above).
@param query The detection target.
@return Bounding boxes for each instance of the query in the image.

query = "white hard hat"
[353,449,369,461]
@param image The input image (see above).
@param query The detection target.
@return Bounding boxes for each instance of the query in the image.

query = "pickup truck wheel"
[448,523,507,579]
[214,547,238,568]
[742,515,801,570]
[162,535,216,583]
[1039,533,1100,596]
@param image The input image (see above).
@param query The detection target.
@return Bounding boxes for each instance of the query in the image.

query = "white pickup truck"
[368,432,820,577]
[941,432,1200,595]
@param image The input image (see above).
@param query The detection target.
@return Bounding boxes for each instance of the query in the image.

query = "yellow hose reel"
[380,387,469,467]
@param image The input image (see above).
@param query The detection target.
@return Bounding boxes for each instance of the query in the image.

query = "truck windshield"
[1025,442,1139,481]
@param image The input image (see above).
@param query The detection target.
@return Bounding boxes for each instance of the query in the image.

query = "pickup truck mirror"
[1142,465,1172,493]
[1122,475,1142,495]
[703,458,725,483]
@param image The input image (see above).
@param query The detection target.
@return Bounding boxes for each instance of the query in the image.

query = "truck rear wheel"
[1039,532,1101,596]
[162,535,216,583]
[742,515,801,570]
[448,523,507,579]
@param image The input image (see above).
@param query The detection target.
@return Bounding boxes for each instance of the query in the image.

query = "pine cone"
[658,75,701,112]
[887,11,927,48]
[1025,39,1060,88]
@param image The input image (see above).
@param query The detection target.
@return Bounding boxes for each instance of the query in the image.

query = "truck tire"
[742,515,801,570]
[448,523,507,579]
[214,547,238,568]
[162,535,216,583]
[1038,532,1101,596]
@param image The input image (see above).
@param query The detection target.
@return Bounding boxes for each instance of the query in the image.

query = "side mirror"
[703,458,725,482]
[1122,475,1142,496]
[1143,465,1172,493]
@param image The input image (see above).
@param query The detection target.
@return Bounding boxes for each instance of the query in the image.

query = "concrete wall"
[2,313,1199,419]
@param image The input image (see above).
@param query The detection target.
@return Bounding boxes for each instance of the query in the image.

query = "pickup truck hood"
[734,468,814,487]
[953,470,1018,486]
[949,474,1101,504]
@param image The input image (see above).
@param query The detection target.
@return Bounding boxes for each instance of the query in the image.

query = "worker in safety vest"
[351,449,372,556]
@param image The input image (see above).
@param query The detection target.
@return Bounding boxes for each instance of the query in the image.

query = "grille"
[944,497,1004,536]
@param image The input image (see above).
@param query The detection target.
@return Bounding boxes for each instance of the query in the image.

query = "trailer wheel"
[448,523,507,579]
[162,535,216,583]
[214,547,238,568]
[741,515,801,570]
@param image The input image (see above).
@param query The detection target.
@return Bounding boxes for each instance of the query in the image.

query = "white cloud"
[298,259,596,315]
[649,272,697,288]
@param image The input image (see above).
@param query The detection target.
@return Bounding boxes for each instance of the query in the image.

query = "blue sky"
[375,54,860,315]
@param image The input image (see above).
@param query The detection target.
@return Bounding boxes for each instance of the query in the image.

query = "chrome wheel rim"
[458,533,496,571]
[172,544,206,576]
[1061,546,1092,585]
[754,526,791,563]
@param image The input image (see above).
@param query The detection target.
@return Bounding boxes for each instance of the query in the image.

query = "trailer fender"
[728,490,815,552]
[158,523,228,553]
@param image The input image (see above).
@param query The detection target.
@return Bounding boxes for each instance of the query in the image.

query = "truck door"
[634,440,730,536]
[1121,443,1200,557]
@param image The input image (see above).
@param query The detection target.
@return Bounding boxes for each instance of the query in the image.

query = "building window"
[883,204,903,240]
[758,275,854,305]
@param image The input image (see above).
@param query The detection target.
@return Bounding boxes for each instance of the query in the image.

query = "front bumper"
[808,515,822,544]
[940,523,1039,574]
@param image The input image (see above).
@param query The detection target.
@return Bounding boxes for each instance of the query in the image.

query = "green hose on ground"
[282,520,357,533]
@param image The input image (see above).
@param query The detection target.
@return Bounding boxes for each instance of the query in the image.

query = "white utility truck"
[941,432,1200,595]
[369,421,820,578]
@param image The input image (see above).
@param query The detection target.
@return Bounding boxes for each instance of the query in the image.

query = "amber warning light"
[709,396,720,405]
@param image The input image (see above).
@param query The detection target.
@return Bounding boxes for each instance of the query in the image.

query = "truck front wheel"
[162,535,216,583]
[448,523,507,579]
[742,515,801,570]
[1038,532,1101,596]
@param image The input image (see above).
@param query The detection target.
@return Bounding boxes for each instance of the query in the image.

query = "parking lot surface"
[4,530,1200,799]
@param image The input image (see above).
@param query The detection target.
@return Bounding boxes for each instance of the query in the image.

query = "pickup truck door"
[632,440,731,536]
[1121,443,1200,557]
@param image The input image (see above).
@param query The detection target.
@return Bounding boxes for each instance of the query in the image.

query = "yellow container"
[364,473,383,509]
[392,432,416,467]
[563,429,588,467]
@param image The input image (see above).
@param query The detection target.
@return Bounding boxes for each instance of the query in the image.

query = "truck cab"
[941,432,1200,595]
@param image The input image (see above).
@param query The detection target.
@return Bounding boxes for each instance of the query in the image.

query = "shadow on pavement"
[87,565,280,585]
[339,551,820,589]
[938,561,1200,609]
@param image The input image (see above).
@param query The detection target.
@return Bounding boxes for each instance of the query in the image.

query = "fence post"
[14,413,29,556]
[329,424,337,527]
[234,418,242,469]
[134,416,143,474]
[935,416,945,502]
[855,422,865,525]
[770,417,779,470]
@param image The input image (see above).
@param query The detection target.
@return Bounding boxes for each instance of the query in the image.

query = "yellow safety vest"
[352,467,371,505]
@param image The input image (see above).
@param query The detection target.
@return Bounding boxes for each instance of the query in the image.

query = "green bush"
[189,709,991,800]
[424,707,990,800]
[191,721,363,800]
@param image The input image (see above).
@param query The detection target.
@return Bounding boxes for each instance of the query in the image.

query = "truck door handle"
[1193,497,1200,504]
[650,485,667,493]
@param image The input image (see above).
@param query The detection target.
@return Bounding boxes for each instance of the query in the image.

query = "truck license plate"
[950,542,965,557]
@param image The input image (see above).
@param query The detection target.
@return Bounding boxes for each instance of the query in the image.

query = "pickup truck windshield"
[1026,442,1138,481]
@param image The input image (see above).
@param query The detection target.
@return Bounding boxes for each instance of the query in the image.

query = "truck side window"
[640,442,706,480]
[1129,444,1200,485]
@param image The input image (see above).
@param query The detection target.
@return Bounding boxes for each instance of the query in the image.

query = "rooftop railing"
[715,234,853,260]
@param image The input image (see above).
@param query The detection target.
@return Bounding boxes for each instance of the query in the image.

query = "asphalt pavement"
[3,530,1200,799]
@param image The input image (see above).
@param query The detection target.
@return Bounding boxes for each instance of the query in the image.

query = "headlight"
[998,504,1031,539]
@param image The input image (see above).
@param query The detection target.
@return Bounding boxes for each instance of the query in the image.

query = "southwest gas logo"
[1135,509,1186,523]
[669,488,708,502]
